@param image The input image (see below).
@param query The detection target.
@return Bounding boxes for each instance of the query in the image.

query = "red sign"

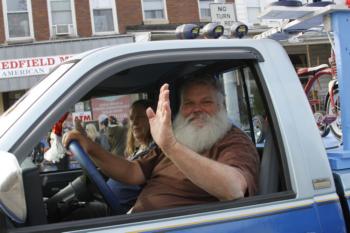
[72,111,92,122]
[0,54,73,78]
[91,95,131,123]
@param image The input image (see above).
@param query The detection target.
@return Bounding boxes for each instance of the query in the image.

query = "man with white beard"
[63,75,260,213]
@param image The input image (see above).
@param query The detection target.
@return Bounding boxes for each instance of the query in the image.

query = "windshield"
[0,63,76,138]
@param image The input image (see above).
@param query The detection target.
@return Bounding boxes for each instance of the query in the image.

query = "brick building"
[0,0,240,113]
[0,0,331,113]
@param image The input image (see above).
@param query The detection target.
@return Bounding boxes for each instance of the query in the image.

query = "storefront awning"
[0,35,134,92]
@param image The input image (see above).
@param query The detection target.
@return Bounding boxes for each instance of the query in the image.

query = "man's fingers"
[157,83,169,114]
[62,130,80,148]
[162,101,172,120]
[160,83,169,92]
[161,84,169,103]
[62,133,70,148]
[146,107,155,119]
[160,85,169,114]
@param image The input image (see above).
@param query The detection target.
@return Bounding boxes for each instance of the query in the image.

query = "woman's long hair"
[125,99,155,156]
[85,123,100,142]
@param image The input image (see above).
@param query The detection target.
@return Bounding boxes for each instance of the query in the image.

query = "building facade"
[0,0,242,113]
[0,0,332,114]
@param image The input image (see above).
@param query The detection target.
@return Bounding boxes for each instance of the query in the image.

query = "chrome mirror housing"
[0,151,27,223]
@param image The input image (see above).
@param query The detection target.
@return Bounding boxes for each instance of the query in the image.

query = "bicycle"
[297,64,336,137]
[325,51,341,141]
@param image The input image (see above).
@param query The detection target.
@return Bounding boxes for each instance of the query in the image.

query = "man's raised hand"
[146,84,177,153]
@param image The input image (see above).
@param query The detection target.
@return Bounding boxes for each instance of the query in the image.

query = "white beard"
[173,109,231,153]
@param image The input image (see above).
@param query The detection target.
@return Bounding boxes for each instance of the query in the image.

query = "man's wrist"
[161,138,179,156]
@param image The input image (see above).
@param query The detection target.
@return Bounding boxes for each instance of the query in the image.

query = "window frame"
[47,0,77,38]
[2,0,34,42]
[89,0,119,35]
[197,0,214,22]
[141,0,168,25]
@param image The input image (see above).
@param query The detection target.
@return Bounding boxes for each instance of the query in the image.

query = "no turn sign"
[210,3,236,35]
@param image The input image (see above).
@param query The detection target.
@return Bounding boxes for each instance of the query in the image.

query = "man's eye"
[202,100,213,105]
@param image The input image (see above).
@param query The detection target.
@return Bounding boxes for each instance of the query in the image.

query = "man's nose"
[191,104,203,114]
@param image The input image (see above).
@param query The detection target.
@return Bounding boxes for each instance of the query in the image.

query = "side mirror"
[175,24,200,39]
[0,151,27,223]
[230,22,248,39]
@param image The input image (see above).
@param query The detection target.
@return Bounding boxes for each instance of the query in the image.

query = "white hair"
[179,74,225,110]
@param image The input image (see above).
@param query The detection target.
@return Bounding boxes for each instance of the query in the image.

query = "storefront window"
[3,90,26,110]
[90,0,118,34]
[289,54,307,68]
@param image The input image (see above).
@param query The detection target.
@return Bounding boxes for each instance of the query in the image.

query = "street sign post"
[210,3,236,35]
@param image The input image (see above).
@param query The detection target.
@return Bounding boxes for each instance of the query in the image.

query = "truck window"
[219,64,289,196]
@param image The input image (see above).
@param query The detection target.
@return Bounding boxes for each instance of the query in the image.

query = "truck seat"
[258,129,280,195]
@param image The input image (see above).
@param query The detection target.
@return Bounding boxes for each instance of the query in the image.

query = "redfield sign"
[0,54,73,78]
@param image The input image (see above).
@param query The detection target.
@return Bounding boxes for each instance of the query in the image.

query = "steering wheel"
[68,140,122,215]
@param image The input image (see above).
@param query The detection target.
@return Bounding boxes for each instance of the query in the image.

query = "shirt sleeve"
[215,128,260,196]
[135,147,163,180]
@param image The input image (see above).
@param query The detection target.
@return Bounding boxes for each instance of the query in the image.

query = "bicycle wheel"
[326,89,342,140]
[313,111,330,137]
[306,72,332,137]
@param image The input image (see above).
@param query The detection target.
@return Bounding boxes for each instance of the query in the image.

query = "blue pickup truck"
[0,39,349,232]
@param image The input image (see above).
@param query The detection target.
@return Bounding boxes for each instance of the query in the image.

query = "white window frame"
[141,0,168,25]
[2,0,34,42]
[197,0,214,22]
[89,0,119,35]
[47,0,77,38]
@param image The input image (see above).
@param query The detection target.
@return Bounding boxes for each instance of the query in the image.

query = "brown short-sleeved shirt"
[133,127,260,213]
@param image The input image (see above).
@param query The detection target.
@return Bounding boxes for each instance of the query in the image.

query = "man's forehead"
[183,82,215,90]
[183,83,216,98]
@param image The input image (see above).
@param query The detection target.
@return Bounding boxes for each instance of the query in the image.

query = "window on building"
[198,0,214,21]
[247,0,261,25]
[48,0,75,36]
[90,0,118,34]
[142,0,166,20]
[4,0,33,39]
